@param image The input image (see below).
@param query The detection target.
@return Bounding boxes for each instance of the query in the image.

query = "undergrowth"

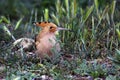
[0,0,120,80]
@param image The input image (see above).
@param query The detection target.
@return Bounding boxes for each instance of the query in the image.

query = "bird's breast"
[35,34,60,58]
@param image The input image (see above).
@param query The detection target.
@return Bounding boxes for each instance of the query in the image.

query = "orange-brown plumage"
[34,21,69,59]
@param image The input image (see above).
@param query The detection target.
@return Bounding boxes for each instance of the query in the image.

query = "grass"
[0,0,120,80]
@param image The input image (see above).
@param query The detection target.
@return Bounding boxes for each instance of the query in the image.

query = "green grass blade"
[15,17,23,30]
[94,0,99,19]
[65,0,69,18]
[94,0,99,10]
[51,14,59,25]
[83,5,94,24]
[110,0,116,19]
[116,29,120,40]
[110,1,116,36]
[44,8,49,21]
[1,16,10,24]
[92,16,95,39]
[3,25,16,40]
[116,49,120,55]
[96,6,109,29]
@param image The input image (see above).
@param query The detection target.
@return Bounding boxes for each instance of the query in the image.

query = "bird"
[33,21,69,59]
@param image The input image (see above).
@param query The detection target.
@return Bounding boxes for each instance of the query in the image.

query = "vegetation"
[0,0,120,80]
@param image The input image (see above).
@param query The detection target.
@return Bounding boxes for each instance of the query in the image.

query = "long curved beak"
[57,27,73,32]
[57,27,70,31]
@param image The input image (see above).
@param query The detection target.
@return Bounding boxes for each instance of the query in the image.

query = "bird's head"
[33,21,70,33]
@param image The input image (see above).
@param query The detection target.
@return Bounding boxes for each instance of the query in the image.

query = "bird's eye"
[44,21,47,23]
[50,26,53,29]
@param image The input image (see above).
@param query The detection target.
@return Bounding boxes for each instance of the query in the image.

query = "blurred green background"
[0,0,118,20]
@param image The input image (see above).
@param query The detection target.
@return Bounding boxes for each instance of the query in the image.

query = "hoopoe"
[33,22,69,59]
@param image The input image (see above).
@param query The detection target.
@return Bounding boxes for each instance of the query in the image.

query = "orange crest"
[33,21,57,28]
[33,21,57,33]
